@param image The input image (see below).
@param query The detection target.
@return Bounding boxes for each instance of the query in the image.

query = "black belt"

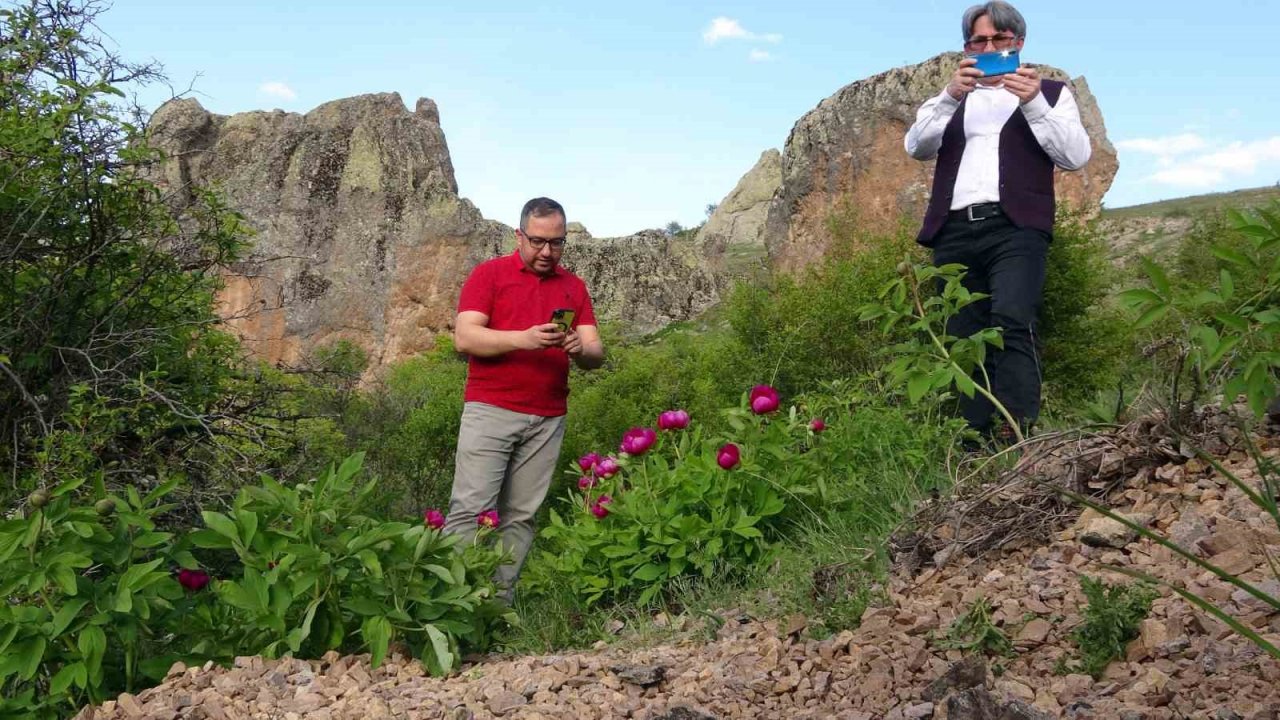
[949,202,1003,222]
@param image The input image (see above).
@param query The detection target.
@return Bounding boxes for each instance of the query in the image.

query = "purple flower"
[594,456,620,478]
[590,495,613,519]
[657,409,691,431]
[716,443,741,470]
[578,475,597,491]
[423,508,446,530]
[620,427,657,456]
[577,452,601,472]
[477,509,500,529]
[809,418,826,433]
[749,385,780,415]
[177,568,211,592]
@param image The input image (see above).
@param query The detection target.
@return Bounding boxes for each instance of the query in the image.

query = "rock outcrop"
[696,149,782,253]
[146,94,722,370]
[752,53,1117,275]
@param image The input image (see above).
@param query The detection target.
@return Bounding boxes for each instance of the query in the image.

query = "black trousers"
[931,214,1049,432]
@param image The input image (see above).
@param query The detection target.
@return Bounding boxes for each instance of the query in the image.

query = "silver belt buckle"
[966,205,980,222]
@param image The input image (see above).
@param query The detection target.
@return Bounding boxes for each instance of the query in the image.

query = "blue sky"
[98,1,1280,236]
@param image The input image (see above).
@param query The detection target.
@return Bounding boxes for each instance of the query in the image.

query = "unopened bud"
[94,498,116,516]
[28,489,50,509]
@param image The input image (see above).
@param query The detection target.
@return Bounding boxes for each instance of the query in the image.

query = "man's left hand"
[1003,67,1041,104]
[562,330,583,357]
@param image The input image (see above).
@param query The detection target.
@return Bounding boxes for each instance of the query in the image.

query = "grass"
[1102,185,1280,221]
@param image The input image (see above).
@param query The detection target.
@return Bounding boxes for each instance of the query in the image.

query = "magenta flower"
[577,452,601,472]
[749,385,780,415]
[657,409,691,431]
[578,475,597,491]
[716,443,741,470]
[177,568,211,592]
[477,509,500,529]
[620,427,657,455]
[594,456,620,478]
[590,495,613,519]
[809,418,826,433]
[423,508,446,530]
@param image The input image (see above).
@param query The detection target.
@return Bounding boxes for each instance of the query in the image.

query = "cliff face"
[744,53,1116,274]
[146,94,722,368]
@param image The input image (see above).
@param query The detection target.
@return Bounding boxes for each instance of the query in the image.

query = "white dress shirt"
[904,81,1092,211]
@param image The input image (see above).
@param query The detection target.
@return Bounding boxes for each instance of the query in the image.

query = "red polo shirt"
[457,252,597,417]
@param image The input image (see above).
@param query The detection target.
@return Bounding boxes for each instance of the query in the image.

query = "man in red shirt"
[445,197,605,604]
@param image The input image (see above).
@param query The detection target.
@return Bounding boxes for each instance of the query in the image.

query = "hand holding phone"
[970,48,1020,77]
[550,308,575,334]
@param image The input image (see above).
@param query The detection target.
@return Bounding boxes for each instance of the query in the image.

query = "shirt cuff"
[937,88,962,110]
[1020,91,1051,122]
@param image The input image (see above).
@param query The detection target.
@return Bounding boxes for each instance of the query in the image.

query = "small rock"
[904,702,935,718]
[1078,513,1152,549]
[652,705,719,720]
[1015,619,1052,646]
[610,663,666,687]
[922,655,987,702]
[485,691,527,715]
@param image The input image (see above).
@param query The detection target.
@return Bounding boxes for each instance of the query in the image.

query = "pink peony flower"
[590,495,613,519]
[423,508,446,530]
[809,418,826,433]
[657,409,691,431]
[577,452,601,472]
[177,568,211,592]
[749,385,780,415]
[477,509,500,529]
[619,427,657,455]
[716,443,741,470]
[578,475,597,491]
[594,456,620,478]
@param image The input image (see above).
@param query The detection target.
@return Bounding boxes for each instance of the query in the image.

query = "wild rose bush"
[531,386,831,605]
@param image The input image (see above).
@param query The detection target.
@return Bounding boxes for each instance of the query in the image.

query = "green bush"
[0,456,513,718]
[530,386,830,606]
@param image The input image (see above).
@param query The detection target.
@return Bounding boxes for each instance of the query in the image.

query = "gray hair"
[961,2,1027,41]
[519,197,566,232]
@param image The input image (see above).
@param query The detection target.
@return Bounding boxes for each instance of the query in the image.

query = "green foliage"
[1120,202,1280,417]
[1,1,249,505]
[1066,576,1157,678]
[531,389,831,606]
[0,475,189,717]
[183,453,514,676]
[1040,215,1130,410]
[934,597,1012,657]
[0,455,513,717]
[722,212,921,397]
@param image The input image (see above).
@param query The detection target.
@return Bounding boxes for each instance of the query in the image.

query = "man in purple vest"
[905,1,1091,440]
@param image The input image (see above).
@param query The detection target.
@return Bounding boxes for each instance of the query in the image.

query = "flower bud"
[896,261,913,278]
[94,498,116,516]
[27,489,50,509]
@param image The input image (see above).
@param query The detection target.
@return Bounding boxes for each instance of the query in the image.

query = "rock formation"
[742,52,1116,275]
[696,149,782,253]
[146,94,722,370]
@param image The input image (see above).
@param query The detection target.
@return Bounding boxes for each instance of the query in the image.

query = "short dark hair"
[519,197,566,232]
[961,1,1027,41]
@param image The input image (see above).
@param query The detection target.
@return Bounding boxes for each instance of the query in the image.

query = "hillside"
[1098,186,1280,264]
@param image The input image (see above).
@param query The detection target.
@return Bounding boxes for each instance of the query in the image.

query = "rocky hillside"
[77,412,1280,719]
[145,95,723,371]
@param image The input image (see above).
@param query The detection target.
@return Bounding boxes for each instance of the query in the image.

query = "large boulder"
[758,52,1117,274]
[696,149,782,252]
[146,94,720,369]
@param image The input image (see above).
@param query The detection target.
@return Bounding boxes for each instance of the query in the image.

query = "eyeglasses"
[964,33,1018,52]
[519,231,567,250]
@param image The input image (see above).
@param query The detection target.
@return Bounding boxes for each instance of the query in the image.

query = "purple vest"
[916,80,1065,245]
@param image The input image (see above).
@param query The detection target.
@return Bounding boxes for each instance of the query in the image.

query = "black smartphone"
[550,308,575,333]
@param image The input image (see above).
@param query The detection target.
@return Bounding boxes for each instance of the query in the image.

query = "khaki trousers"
[444,401,566,604]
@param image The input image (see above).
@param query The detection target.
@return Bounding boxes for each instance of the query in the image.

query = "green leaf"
[632,564,665,581]
[1140,256,1171,295]
[362,615,391,668]
[1211,245,1250,267]
[51,565,78,596]
[19,636,46,681]
[906,372,931,404]
[424,624,455,676]
[422,564,455,584]
[49,661,86,695]
[202,511,240,544]
[1219,269,1235,301]
[1117,288,1163,308]
[1134,304,1170,330]
[234,509,259,548]
[49,599,90,637]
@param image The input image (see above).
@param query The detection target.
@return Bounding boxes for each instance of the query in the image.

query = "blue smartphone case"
[972,49,1020,77]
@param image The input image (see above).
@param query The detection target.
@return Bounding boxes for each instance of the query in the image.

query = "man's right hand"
[518,323,566,350]
[947,57,983,100]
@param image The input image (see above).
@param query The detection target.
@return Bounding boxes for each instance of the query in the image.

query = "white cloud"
[1143,136,1280,187]
[702,17,781,45]
[258,81,297,102]
[1115,133,1207,156]
[748,49,773,62]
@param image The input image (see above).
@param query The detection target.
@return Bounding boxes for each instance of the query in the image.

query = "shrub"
[530,386,831,605]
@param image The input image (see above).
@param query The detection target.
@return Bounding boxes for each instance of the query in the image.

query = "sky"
[94,0,1280,237]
